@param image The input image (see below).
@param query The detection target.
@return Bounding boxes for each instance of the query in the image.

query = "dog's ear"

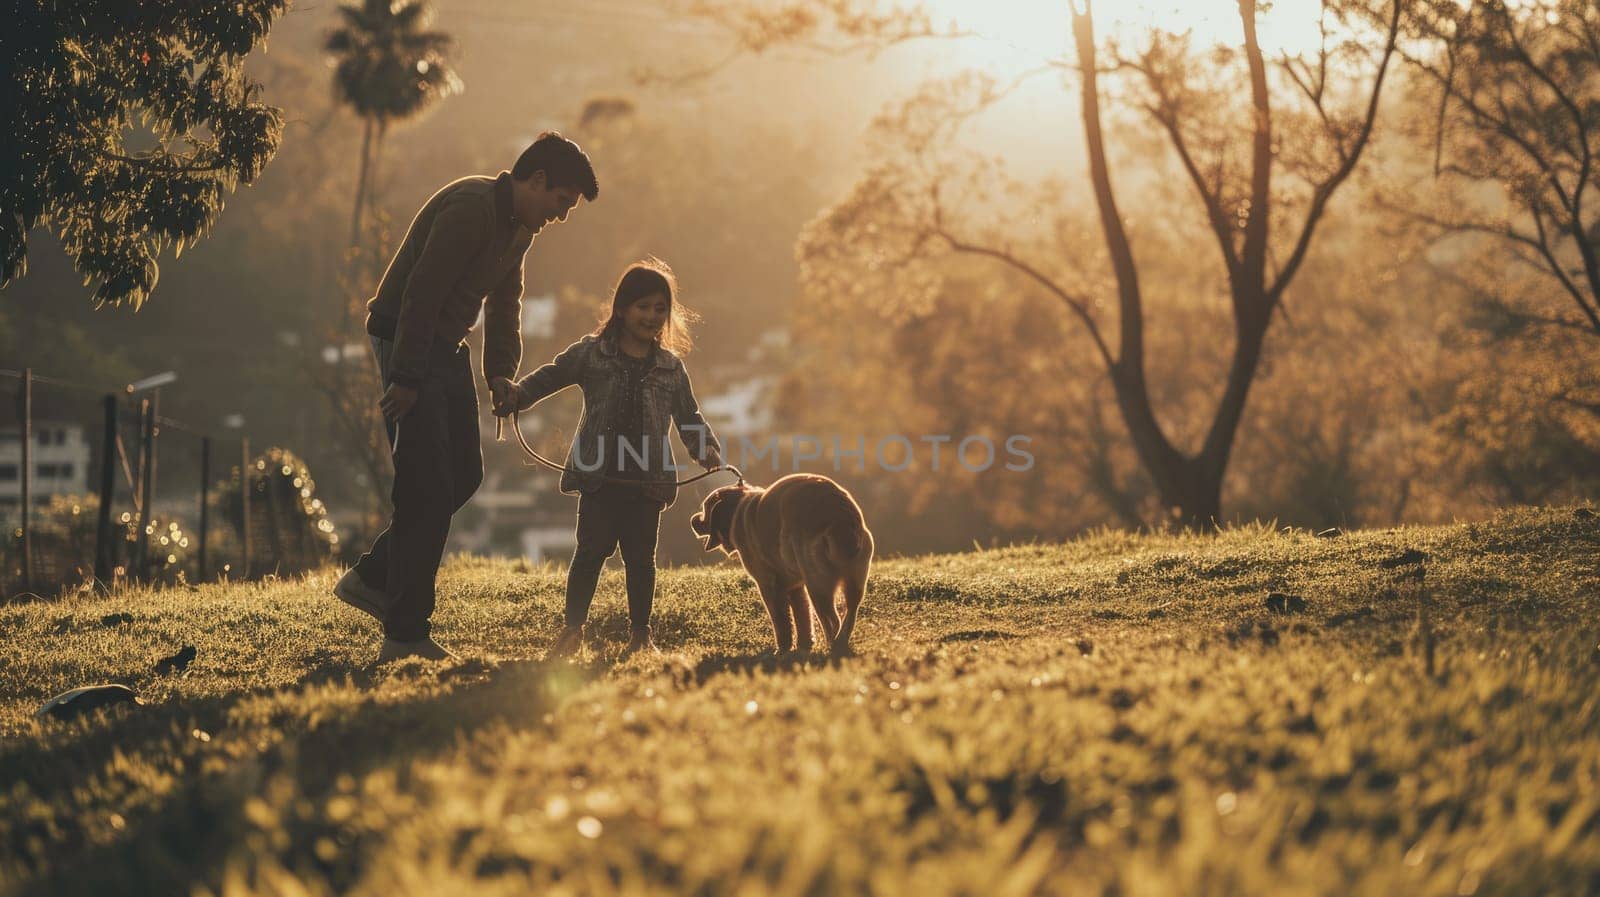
[691,498,726,552]
[703,486,747,553]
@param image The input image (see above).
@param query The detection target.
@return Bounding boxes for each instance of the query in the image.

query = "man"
[333,132,598,662]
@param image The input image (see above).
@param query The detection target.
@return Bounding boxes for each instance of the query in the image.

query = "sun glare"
[922,0,1334,74]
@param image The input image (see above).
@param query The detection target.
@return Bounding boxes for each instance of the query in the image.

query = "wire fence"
[1,368,340,599]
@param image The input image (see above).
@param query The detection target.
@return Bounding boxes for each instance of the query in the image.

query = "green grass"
[1,507,1597,896]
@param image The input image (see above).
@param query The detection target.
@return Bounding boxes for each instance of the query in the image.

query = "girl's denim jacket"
[514,333,721,506]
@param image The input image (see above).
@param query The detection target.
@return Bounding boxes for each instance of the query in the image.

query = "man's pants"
[564,485,665,631]
[353,336,482,642]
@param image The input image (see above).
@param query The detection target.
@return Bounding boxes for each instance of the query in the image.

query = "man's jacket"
[365,172,530,389]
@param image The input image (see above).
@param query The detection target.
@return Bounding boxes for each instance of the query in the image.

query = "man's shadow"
[11,652,602,896]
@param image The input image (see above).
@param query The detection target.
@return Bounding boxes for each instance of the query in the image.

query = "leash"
[496,410,744,488]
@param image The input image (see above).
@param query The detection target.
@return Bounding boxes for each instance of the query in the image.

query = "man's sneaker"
[620,625,656,659]
[547,624,585,660]
[377,636,457,663]
[333,568,390,622]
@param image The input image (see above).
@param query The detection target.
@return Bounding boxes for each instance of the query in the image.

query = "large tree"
[1058,1,1400,526]
[1402,0,1600,337]
[741,0,1403,526]
[1,0,287,307]
[324,0,460,258]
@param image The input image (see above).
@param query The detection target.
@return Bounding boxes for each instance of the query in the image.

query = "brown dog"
[690,474,873,655]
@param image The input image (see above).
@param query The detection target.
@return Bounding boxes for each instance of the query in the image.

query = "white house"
[700,375,778,440]
[446,466,576,563]
[0,422,93,505]
[521,294,558,338]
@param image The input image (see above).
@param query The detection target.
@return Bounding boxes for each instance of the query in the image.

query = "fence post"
[240,436,253,579]
[147,388,160,531]
[134,397,153,580]
[18,369,32,592]
[198,435,210,582]
[94,394,117,584]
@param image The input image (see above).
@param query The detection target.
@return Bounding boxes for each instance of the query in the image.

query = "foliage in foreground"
[0,506,1596,896]
[1,1,286,306]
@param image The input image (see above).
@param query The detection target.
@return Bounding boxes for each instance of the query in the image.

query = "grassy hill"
[1,507,1597,896]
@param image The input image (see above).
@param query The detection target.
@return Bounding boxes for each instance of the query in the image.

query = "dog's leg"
[757,577,793,654]
[832,563,868,656]
[787,584,814,653]
[804,568,842,644]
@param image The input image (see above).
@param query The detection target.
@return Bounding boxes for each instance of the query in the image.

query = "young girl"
[507,258,723,658]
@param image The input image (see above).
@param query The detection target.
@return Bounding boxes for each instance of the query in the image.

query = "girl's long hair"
[593,257,697,355]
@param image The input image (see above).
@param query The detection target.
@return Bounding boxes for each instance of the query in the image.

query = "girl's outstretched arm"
[671,365,723,467]
[511,337,591,411]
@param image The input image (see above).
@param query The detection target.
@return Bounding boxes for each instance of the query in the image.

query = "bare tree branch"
[1403,1,1600,339]
[1237,0,1274,304]
[1118,46,1243,280]
[925,178,1115,371]
[1268,0,1400,308]
[638,0,975,85]
[631,50,746,87]
[1279,35,1344,165]
[1073,5,1144,375]
[1497,10,1591,166]
[934,232,1115,374]
[1529,203,1600,332]
[1374,190,1547,250]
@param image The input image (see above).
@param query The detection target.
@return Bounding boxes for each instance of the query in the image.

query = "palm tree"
[325,0,463,253]
[322,0,462,535]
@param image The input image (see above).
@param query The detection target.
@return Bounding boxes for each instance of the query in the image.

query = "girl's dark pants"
[353,336,482,642]
[565,484,664,631]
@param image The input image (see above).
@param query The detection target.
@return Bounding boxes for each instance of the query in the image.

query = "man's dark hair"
[512,131,598,201]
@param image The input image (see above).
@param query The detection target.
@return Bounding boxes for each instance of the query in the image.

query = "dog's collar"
[711,491,742,553]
